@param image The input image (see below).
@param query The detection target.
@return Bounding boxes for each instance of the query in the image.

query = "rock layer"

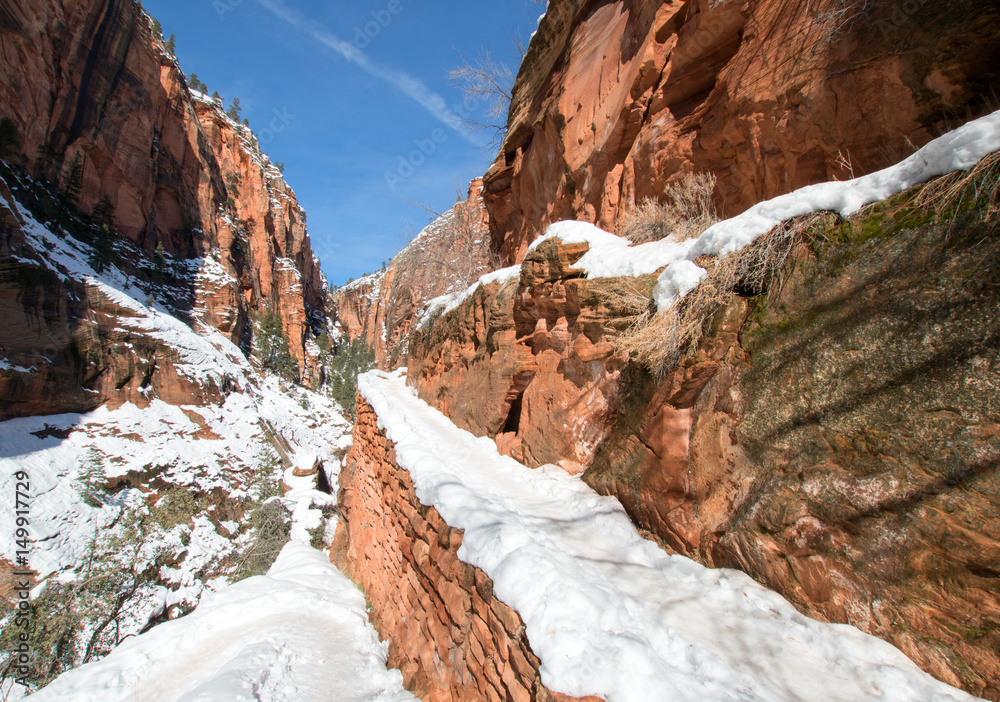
[405,196,1000,698]
[0,0,326,404]
[485,0,1000,263]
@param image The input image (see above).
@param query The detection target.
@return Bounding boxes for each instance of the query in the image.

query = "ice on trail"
[27,543,416,702]
[528,109,1000,309]
[358,370,982,702]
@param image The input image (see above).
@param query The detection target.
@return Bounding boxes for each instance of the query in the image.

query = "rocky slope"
[0,0,327,414]
[330,180,493,368]
[485,0,1000,263]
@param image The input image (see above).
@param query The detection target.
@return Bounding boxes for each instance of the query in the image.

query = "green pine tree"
[187,73,208,93]
[89,195,117,273]
[165,34,176,55]
[62,154,84,204]
[153,241,168,284]
[227,97,242,122]
[255,310,298,381]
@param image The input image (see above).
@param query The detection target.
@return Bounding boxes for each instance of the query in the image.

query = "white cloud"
[256,0,473,141]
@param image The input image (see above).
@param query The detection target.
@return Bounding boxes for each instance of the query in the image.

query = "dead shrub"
[910,149,1000,222]
[621,173,718,244]
[614,214,828,374]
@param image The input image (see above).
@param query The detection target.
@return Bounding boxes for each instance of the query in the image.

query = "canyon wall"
[335,394,601,702]
[485,0,1000,263]
[0,0,326,414]
[331,180,493,369]
[402,195,1000,698]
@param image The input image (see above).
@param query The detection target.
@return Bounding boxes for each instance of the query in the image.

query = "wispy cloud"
[256,0,472,141]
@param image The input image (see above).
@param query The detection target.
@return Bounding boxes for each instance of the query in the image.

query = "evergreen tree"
[227,98,242,122]
[0,117,22,159]
[325,336,375,416]
[255,310,298,381]
[150,17,162,38]
[187,73,208,93]
[89,195,117,273]
[62,154,84,204]
[153,241,168,284]
[211,90,222,103]
[165,34,176,55]
[242,118,250,128]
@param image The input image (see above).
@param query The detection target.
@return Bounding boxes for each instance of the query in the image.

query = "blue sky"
[142,0,545,286]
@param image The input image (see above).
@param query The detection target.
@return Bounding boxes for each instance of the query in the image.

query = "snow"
[27,542,416,702]
[417,265,520,328]
[358,370,981,702]
[526,110,1000,309]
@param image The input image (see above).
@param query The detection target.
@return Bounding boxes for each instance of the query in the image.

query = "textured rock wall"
[331,180,492,369]
[336,395,600,702]
[406,198,1000,698]
[485,0,1000,263]
[0,0,326,390]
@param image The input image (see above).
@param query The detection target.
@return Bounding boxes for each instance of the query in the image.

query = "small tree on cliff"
[255,310,298,382]
[448,49,514,150]
[89,195,118,274]
[227,98,242,122]
[187,73,208,93]
[62,154,85,205]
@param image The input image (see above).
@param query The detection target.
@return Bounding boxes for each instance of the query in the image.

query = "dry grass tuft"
[621,173,718,244]
[614,214,828,375]
[910,150,1000,222]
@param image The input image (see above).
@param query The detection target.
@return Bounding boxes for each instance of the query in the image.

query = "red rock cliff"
[0,0,326,378]
[331,180,493,369]
[485,0,1000,263]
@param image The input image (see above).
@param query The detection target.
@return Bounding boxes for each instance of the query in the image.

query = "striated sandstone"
[0,0,326,403]
[331,180,492,369]
[485,0,1000,264]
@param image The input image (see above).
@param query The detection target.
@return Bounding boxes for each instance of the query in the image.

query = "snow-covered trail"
[360,370,983,702]
[27,543,416,702]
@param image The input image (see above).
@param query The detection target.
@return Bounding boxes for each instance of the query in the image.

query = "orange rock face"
[0,0,326,396]
[337,395,603,702]
[485,0,1000,264]
[406,202,1000,697]
[331,180,493,369]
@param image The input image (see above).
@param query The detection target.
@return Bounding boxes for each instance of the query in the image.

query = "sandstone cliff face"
[405,195,1000,698]
[485,0,1000,264]
[331,181,493,369]
[0,0,326,400]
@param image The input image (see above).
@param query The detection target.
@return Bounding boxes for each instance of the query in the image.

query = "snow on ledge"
[529,109,1000,310]
[358,369,980,702]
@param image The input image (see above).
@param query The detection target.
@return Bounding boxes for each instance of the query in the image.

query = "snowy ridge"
[417,265,520,328]
[26,543,416,702]
[358,370,981,702]
[528,109,1000,309]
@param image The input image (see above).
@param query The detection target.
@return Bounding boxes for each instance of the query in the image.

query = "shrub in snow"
[621,172,718,244]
